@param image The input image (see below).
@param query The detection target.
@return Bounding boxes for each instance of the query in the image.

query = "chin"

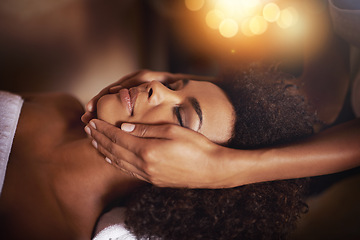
[96,94,125,125]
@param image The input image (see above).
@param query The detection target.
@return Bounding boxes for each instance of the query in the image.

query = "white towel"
[0,91,23,196]
[93,207,136,240]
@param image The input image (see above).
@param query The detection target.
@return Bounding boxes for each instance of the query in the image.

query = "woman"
[0,63,315,239]
[122,64,316,240]
[84,0,360,189]
[0,77,232,239]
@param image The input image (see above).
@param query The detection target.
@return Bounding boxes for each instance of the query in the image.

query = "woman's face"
[97,79,234,143]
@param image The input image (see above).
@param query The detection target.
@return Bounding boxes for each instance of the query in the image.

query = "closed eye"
[173,106,184,127]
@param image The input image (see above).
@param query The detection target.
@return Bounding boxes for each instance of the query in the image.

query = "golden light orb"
[219,18,239,38]
[288,7,299,25]
[215,0,236,16]
[249,16,268,35]
[241,18,254,37]
[206,9,225,30]
[185,0,205,11]
[277,8,298,29]
[263,3,280,22]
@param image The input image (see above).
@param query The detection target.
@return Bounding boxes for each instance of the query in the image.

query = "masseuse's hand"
[81,70,182,123]
[86,120,229,188]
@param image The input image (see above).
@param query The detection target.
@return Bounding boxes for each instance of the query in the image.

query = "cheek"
[132,105,174,125]
[200,102,234,144]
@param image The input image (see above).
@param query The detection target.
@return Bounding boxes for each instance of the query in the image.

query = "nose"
[147,80,181,105]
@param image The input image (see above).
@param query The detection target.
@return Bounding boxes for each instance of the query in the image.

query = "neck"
[49,137,144,238]
[66,138,143,207]
[50,137,143,233]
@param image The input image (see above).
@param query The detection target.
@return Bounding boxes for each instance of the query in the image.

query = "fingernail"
[91,140,98,149]
[90,121,96,129]
[87,103,94,112]
[84,126,91,135]
[105,157,112,164]
[121,123,135,132]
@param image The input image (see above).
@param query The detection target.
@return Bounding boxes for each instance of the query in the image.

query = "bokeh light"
[263,3,280,22]
[241,18,254,37]
[277,7,298,29]
[219,18,239,38]
[249,16,268,35]
[214,0,237,17]
[214,0,261,22]
[184,0,304,39]
[241,0,261,9]
[288,7,299,25]
[185,0,205,11]
[206,9,225,30]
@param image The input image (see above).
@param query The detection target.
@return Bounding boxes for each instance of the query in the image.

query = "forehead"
[185,80,235,144]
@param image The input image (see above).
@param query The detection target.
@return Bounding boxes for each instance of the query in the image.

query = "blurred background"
[0,0,359,238]
[0,0,325,104]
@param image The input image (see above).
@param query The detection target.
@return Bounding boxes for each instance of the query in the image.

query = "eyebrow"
[188,97,203,131]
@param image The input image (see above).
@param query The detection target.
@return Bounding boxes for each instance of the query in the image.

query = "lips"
[118,88,138,116]
[129,88,138,115]
[119,89,132,115]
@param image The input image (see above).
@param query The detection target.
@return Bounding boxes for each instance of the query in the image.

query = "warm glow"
[185,0,205,11]
[263,3,280,22]
[215,0,261,20]
[206,9,225,29]
[241,18,254,37]
[184,0,303,39]
[219,18,239,38]
[241,0,261,9]
[277,8,298,29]
[249,16,268,35]
[288,7,299,25]
[215,0,237,16]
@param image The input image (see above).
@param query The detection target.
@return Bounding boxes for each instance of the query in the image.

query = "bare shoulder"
[22,92,84,112]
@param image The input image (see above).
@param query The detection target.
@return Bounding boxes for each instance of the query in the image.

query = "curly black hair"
[124,62,317,240]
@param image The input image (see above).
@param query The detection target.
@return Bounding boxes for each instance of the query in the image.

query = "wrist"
[208,146,265,188]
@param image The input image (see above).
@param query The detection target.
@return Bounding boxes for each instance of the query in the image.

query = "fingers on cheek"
[90,126,112,146]
[96,143,126,171]
[95,141,114,161]
[96,139,129,169]
[115,161,135,177]
[88,126,100,140]
[96,138,117,159]
[89,128,115,157]
[92,121,120,144]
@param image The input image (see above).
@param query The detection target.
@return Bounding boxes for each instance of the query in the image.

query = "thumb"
[121,123,183,139]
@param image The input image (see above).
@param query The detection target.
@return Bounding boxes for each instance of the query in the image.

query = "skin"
[0,79,234,238]
[96,80,234,144]
[81,70,216,123]
[85,48,360,188]
[0,93,141,240]
[83,7,360,188]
